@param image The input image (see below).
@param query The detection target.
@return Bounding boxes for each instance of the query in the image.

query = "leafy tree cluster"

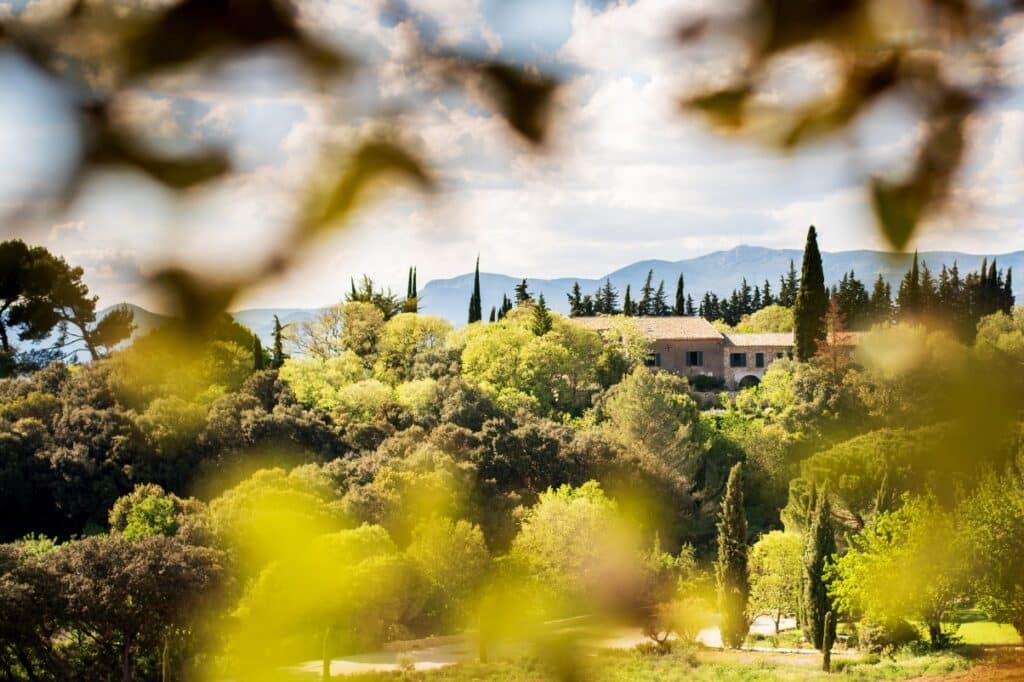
[896,253,1014,339]
[699,278,778,326]
[567,271,695,317]
[0,240,135,375]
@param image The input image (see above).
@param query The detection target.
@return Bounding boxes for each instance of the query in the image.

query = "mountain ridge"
[99,245,1024,341]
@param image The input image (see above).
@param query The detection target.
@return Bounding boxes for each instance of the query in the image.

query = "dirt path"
[293,616,829,677]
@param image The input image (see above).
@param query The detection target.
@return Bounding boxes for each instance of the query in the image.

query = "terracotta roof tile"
[571,316,724,340]
[724,332,795,347]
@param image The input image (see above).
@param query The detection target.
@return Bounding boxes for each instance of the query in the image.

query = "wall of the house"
[722,345,792,389]
[647,338,726,379]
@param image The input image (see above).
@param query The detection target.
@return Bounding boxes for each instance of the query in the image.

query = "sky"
[2,0,1024,310]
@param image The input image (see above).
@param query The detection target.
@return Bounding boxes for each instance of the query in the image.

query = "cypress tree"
[403,266,419,313]
[1004,267,1014,311]
[252,335,265,370]
[802,489,837,650]
[716,463,750,649]
[623,285,634,316]
[532,293,552,335]
[468,258,482,323]
[271,315,287,369]
[793,226,828,361]
[488,306,496,322]
[822,611,834,672]
[685,294,696,316]
[673,273,685,315]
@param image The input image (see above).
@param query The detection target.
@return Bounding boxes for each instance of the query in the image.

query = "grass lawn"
[956,621,1021,646]
[944,608,1022,646]
[338,646,973,681]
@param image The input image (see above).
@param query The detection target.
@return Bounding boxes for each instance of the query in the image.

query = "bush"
[856,618,921,654]
[690,375,725,392]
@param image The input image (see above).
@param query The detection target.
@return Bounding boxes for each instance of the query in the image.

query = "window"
[686,350,703,367]
[644,352,661,368]
[775,352,785,359]
[755,352,765,368]
[729,352,747,368]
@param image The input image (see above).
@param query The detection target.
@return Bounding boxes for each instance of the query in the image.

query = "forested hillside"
[3,237,1024,680]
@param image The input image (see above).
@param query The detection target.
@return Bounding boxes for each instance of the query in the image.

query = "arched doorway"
[737,374,761,389]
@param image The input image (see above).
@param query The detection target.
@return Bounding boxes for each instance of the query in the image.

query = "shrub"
[690,375,725,392]
[856,618,921,654]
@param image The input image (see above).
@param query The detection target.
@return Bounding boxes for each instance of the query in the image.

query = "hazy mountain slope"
[84,246,1024,337]
[414,246,1024,324]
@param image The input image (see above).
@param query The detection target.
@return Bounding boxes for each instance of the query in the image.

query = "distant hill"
[89,245,1024,340]
[413,245,1024,325]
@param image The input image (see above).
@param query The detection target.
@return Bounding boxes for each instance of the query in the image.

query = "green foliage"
[532,294,553,336]
[959,472,1024,637]
[109,484,180,539]
[748,531,802,633]
[511,481,637,605]
[601,366,700,475]
[373,313,452,385]
[733,305,794,333]
[406,517,490,629]
[461,308,604,417]
[278,353,369,409]
[827,497,967,647]
[716,463,749,648]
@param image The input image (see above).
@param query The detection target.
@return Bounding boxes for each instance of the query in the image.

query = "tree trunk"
[13,648,38,682]
[927,621,943,649]
[321,625,332,681]
[774,612,782,635]
[122,638,133,682]
[162,633,170,682]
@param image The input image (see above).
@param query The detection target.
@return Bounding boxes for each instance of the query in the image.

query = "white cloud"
[11,0,1024,310]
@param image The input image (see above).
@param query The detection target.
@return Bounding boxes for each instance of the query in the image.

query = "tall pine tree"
[638,270,655,316]
[652,280,670,316]
[779,260,799,307]
[568,282,584,317]
[532,293,552,335]
[514,279,532,305]
[716,463,750,649]
[597,278,619,314]
[468,258,483,323]
[793,226,828,361]
[802,489,837,650]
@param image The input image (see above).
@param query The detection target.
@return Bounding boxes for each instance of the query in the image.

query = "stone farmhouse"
[573,316,797,389]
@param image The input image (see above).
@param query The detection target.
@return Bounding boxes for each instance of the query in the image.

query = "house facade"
[573,316,795,389]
